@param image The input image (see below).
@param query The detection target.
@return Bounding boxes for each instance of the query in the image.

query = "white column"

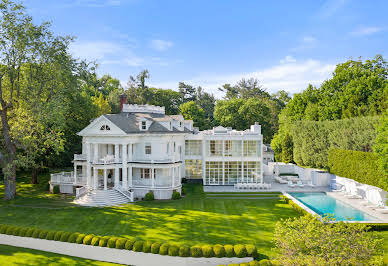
[172,167,175,188]
[128,166,132,187]
[103,169,107,190]
[202,139,206,185]
[115,166,119,188]
[241,140,244,183]
[108,144,113,155]
[128,143,132,161]
[74,164,77,184]
[86,143,92,188]
[94,143,99,163]
[122,144,128,189]
[115,144,119,163]
[178,165,181,186]
[93,168,98,190]
[151,167,155,188]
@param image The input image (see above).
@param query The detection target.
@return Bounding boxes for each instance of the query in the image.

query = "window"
[145,143,151,155]
[185,140,202,155]
[207,140,222,156]
[140,168,150,179]
[225,161,241,184]
[243,161,260,182]
[179,122,183,128]
[224,140,232,156]
[141,121,147,130]
[100,125,111,131]
[185,159,202,179]
[174,142,176,152]
[205,161,222,184]
[243,140,258,156]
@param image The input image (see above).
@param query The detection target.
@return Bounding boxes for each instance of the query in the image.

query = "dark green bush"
[53,185,60,194]
[45,182,50,191]
[224,244,235,257]
[5,226,14,235]
[60,232,72,242]
[12,226,21,236]
[365,223,388,231]
[151,242,162,254]
[245,244,258,258]
[99,236,110,247]
[133,241,144,252]
[202,245,214,257]
[159,243,170,255]
[107,237,118,248]
[328,149,388,190]
[46,231,55,240]
[213,244,226,258]
[54,231,64,241]
[0,225,8,234]
[125,238,136,250]
[179,245,190,257]
[171,191,181,200]
[116,238,127,249]
[234,244,248,258]
[181,186,187,195]
[142,240,153,253]
[32,229,41,238]
[190,245,202,257]
[38,230,48,239]
[144,191,154,201]
[25,228,35,238]
[91,236,100,246]
[18,227,28,237]
[75,234,86,244]
[168,245,179,256]
[258,259,272,265]
[68,233,79,243]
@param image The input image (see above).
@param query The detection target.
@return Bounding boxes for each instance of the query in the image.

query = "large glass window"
[185,140,202,156]
[205,161,222,184]
[224,140,232,157]
[145,143,151,154]
[243,161,260,182]
[207,140,222,156]
[225,161,241,184]
[185,159,202,179]
[243,140,259,156]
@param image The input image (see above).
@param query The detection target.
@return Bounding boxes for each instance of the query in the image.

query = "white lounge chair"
[288,181,295,188]
[297,181,305,188]
[346,193,363,199]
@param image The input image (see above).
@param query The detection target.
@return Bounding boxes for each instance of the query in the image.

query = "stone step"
[73,189,129,207]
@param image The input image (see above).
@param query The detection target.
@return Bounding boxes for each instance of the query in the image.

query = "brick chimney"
[120,94,127,112]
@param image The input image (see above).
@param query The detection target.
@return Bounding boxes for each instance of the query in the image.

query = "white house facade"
[50,97,263,205]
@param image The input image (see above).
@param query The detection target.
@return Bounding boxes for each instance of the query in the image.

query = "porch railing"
[75,186,89,198]
[74,154,87,161]
[115,186,134,202]
[132,177,181,188]
[51,172,74,184]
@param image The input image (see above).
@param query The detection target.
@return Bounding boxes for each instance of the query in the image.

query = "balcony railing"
[132,176,181,188]
[74,154,87,161]
[131,155,178,164]
[50,171,86,185]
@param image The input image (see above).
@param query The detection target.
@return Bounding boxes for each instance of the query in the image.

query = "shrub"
[18,227,28,237]
[32,229,41,238]
[107,237,118,248]
[68,233,79,243]
[181,186,187,195]
[245,244,258,258]
[45,182,50,191]
[133,241,144,252]
[116,238,127,249]
[0,225,8,234]
[258,259,272,265]
[5,226,14,235]
[83,234,95,245]
[53,185,60,194]
[171,191,181,200]
[213,244,226,258]
[249,260,260,266]
[151,242,162,254]
[125,238,136,250]
[144,191,154,201]
[202,245,214,258]
[179,245,190,257]
[25,228,35,238]
[38,230,48,239]
[240,263,249,266]
[159,243,169,255]
[60,232,72,242]
[224,244,235,257]
[91,236,100,246]
[54,231,64,241]
[190,245,202,257]
[46,231,55,240]
[142,241,153,253]
[75,234,86,244]
[168,245,179,256]
[99,236,110,247]
[234,244,248,258]
[12,226,21,236]
[328,149,388,190]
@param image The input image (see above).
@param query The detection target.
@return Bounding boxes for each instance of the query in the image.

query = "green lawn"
[0,244,120,265]
[0,173,299,258]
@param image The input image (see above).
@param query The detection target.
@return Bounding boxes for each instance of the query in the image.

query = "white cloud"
[154,58,336,98]
[70,41,125,60]
[280,55,296,64]
[150,39,174,51]
[303,36,316,43]
[350,26,383,36]
[291,36,317,52]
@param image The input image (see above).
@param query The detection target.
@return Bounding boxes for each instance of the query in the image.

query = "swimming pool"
[289,192,378,221]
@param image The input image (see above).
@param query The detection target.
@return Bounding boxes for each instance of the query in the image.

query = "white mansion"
[50,96,264,205]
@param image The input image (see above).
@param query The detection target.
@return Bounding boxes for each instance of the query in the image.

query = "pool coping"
[282,191,385,223]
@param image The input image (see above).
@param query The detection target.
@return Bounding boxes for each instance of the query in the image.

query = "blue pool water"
[289,192,378,221]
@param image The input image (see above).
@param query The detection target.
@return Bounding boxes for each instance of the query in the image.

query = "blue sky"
[25,0,387,97]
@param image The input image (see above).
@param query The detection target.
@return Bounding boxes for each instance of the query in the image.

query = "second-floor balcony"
[74,154,87,161]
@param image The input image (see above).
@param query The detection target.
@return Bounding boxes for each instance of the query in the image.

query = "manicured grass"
[0,173,300,258]
[0,244,120,265]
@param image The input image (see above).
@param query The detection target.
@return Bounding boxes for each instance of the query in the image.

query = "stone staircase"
[73,189,130,207]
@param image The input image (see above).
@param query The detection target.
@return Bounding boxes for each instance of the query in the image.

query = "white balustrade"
[75,186,87,198]
[74,154,87,161]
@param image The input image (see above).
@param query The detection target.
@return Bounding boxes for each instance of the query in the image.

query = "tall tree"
[179,101,207,130]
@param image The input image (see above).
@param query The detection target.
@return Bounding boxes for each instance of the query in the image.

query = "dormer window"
[141,120,147,130]
[100,125,111,131]
[169,121,172,130]
[179,122,183,128]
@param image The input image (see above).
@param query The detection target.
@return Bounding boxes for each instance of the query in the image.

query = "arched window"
[100,125,111,131]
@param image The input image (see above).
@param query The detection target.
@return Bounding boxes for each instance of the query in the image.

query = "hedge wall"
[328,149,388,191]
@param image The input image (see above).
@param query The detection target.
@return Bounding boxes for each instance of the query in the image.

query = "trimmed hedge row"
[220,259,282,266]
[0,224,262,258]
[280,196,308,216]
[328,149,388,191]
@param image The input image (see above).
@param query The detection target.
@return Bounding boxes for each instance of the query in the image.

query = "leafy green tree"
[149,88,181,115]
[178,82,197,103]
[274,215,383,265]
[179,101,206,130]
[92,93,111,116]
[127,69,152,104]
[374,109,388,175]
